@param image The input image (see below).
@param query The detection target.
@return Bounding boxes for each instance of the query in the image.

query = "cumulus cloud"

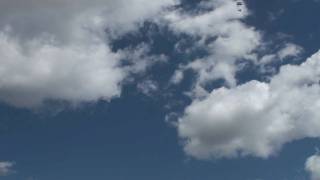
[165,0,261,87]
[306,154,320,180]
[0,30,125,107]
[0,0,177,40]
[178,50,320,159]
[0,0,176,107]
[0,0,303,108]
[0,161,14,176]
[165,0,304,95]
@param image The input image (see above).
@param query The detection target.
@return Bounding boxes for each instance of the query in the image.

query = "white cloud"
[0,31,125,107]
[178,50,320,159]
[0,0,177,40]
[165,0,249,37]
[0,0,303,108]
[278,43,303,60]
[137,80,159,96]
[170,70,184,84]
[165,0,261,87]
[0,0,176,107]
[259,43,303,65]
[165,0,303,93]
[0,161,14,176]
[306,154,320,180]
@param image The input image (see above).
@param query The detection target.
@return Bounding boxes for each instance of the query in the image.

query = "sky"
[1,0,320,179]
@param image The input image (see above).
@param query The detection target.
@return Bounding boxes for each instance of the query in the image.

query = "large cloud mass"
[0,0,176,107]
[0,0,302,108]
[1,0,317,164]
[178,51,320,159]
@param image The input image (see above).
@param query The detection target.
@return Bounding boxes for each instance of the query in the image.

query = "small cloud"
[277,43,303,60]
[0,161,14,176]
[305,153,320,180]
[268,9,285,22]
[137,80,158,96]
[170,70,184,85]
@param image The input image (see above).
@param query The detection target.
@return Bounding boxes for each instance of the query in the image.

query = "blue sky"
[1,0,320,180]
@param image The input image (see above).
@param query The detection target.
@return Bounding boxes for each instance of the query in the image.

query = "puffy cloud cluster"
[0,0,303,108]
[1,0,316,166]
[0,161,14,176]
[165,0,261,87]
[0,0,176,107]
[306,154,320,180]
[178,51,320,159]
[165,0,304,94]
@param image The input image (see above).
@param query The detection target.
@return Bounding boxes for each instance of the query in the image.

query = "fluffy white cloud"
[0,161,14,176]
[0,31,125,107]
[165,0,304,93]
[0,0,303,107]
[165,0,249,37]
[0,0,176,107]
[178,50,320,159]
[306,154,320,180]
[0,0,177,40]
[165,0,261,87]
